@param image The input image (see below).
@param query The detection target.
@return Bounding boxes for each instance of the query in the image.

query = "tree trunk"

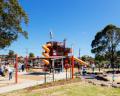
[111,42,115,73]
[117,63,119,71]
[110,58,114,72]
[98,63,101,72]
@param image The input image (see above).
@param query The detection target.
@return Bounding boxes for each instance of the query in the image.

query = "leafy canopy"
[91,24,120,55]
[91,24,120,67]
[29,52,35,58]
[0,0,28,49]
[7,50,15,58]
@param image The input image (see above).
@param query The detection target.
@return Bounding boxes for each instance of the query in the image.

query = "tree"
[94,54,107,72]
[29,52,35,58]
[7,50,15,58]
[116,51,120,70]
[81,55,94,62]
[29,52,35,67]
[117,51,120,57]
[0,0,28,49]
[91,24,120,71]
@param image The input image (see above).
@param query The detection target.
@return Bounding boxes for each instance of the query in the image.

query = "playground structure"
[42,40,88,73]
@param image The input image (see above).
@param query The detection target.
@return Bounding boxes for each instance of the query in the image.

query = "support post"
[44,71,47,84]
[15,54,18,83]
[66,69,67,80]
[44,65,47,84]
[71,56,74,79]
[52,59,55,82]
[25,56,28,72]
[69,57,72,79]
[70,61,72,79]
[61,58,64,72]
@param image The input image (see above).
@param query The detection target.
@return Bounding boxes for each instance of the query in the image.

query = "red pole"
[15,54,18,83]
[71,56,74,79]
[25,56,28,72]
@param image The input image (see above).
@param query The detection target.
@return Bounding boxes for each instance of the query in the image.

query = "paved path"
[0,72,70,94]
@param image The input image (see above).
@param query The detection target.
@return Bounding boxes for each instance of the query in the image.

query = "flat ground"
[1,68,120,95]
[0,68,120,87]
[1,81,120,96]
[0,68,71,87]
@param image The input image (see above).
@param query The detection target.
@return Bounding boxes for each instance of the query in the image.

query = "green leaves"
[29,52,35,58]
[81,55,94,62]
[91,24,120,54]
[0,0,28,49]
[91,24,120,67]
[7,50,15,58]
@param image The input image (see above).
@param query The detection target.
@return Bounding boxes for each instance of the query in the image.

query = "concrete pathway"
[0,72,70,94]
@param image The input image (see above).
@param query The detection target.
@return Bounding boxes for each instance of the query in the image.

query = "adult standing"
[6,65,13,80]
[21,63,25,72]
[81,65,87,76]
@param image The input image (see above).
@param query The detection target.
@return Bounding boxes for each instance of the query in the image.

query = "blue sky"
[1,0,120,57]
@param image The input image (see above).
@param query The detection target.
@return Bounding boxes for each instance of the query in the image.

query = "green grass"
[2,81,120,96]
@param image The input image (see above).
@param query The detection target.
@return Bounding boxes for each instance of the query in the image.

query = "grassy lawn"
[1,81,120,96]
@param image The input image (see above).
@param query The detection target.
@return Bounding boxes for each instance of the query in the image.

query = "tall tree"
[116,51,120,70]
[81,55,94,62]
[0,0,28,49]
[117,51,120,57]
[29,52,35,58]
[29,52,35,67]
[91,24,120,70]
[7,50,15,58]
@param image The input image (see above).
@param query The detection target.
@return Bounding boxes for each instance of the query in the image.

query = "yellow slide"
[73,57,88,66]
[42,43,51,65]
